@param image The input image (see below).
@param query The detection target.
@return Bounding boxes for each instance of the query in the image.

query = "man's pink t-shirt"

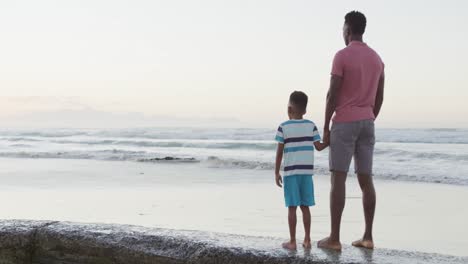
[331,41,384,123]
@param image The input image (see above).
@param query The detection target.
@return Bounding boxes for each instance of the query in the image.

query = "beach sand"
[0,157,467,257]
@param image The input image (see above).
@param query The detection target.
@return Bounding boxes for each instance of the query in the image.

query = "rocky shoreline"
[0,220,466,264]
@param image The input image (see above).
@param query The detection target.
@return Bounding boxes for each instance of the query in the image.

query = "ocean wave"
[0,128,274,140]
[370,172,468,186]
[204,156,275,170]
[0,150,466,185]
[0,150,202,164]
[376,129,468,144]
[379,139,468,144]
[0,149,146,162]
[427,128,461,132]
[2,128,468,144]
[91,128,275,141]
[8,143,34,148]
[1,137,43,142]
[49,139,276,150]
[3,131,89,138]
[374,148,468,161]
[189,157,468,185]
[42,139,468,162]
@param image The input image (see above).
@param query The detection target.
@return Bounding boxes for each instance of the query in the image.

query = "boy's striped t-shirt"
[275,119,321,177]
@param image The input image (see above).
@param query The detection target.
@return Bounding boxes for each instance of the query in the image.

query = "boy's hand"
[275,173,283,188]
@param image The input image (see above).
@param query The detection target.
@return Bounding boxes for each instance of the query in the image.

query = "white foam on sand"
[0,157,467,257]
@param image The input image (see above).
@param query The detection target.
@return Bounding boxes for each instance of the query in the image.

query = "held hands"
[275,173,283,188]
[313,128,330,151]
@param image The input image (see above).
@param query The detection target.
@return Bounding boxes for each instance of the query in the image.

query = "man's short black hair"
[289,91,308,112]
[345,11,366,35]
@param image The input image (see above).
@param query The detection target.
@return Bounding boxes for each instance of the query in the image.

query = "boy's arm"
[275,143,284,188]
[312,125,328,151]
[313,140,329,151]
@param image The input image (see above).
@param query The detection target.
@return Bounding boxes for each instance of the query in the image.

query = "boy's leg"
[300,205,311,248]
[282,206,297,250]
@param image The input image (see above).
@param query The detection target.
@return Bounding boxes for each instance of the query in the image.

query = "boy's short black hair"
[345,11,366,35]
[289,91,308,112]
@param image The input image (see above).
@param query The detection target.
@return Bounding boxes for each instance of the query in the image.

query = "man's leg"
[330,171,347,241]
[352,173,376,249]
[282,206,297,250]
[318,170,347,250]
[352,120,376,249]
[300,205,311,248]
[319,122,355,251]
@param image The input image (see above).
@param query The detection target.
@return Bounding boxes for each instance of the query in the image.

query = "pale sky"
[1,0,467,128]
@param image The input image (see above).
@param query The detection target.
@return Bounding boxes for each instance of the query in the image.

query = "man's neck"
[349,35,363,42]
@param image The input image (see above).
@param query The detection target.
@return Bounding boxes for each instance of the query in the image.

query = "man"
[318,11,385,251]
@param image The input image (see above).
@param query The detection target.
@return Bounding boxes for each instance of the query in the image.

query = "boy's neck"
[290,115,304,120]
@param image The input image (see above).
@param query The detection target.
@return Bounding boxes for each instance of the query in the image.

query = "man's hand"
[275,173,283,188]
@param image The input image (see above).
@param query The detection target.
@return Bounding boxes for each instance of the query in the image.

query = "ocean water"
[1,128,468,257]
[0,127,467,185]
[1,158,468,257]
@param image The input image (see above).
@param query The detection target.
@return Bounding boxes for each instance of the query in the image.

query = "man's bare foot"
[317,237,342,251]
[302,239,312,249]
[282,241,297,250]
[352,239,374,249]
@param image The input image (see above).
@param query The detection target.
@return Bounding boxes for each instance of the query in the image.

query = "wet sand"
[0,157,467,257]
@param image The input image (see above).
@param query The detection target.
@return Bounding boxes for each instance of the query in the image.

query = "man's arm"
[323,75,343,142]
[275,143,284,188]
[373,72,385,119]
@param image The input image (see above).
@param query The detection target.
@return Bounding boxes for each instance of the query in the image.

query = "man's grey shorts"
[329,119,375,175]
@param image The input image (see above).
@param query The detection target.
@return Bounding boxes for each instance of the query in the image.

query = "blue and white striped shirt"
[275,119,321,177]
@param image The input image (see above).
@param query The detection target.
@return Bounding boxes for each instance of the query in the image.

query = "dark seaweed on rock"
[137,156,198,163]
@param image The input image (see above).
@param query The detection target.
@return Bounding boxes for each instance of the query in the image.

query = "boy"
[275,91,328,250]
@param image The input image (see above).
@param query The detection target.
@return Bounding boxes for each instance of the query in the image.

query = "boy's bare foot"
[352,239,374,249]
[317,237,342,251]
[282,241,297,250]
[302,239,312,249]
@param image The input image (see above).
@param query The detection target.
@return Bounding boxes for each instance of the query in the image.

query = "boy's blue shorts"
[283,175,315,207]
